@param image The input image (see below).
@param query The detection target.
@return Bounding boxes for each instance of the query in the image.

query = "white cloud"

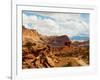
[23,12,89,37]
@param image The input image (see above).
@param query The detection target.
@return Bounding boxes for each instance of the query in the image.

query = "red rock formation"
[49,35,71,47]
[22,25,89,68]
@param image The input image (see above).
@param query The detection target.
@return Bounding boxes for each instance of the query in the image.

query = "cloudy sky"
[22,11,89,40]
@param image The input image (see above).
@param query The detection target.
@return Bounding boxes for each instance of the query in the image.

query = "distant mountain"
[48,35,71,47]
[72,40,89,47]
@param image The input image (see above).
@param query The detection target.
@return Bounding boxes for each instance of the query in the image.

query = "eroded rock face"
[22,43,57,68]
[22,25,42,45]
[22,26,58,68]
[22,26,88,69]
[48,35,71,47]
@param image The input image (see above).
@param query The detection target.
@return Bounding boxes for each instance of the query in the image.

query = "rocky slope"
[22,26,89,69]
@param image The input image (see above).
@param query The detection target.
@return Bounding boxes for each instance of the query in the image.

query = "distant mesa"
[49,35,71,47]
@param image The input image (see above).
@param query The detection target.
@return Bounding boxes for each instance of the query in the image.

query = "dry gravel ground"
[55,57,87,67]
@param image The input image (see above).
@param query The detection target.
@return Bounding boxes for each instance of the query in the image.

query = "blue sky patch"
[23,11,54,20]
[80,13,89,24]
